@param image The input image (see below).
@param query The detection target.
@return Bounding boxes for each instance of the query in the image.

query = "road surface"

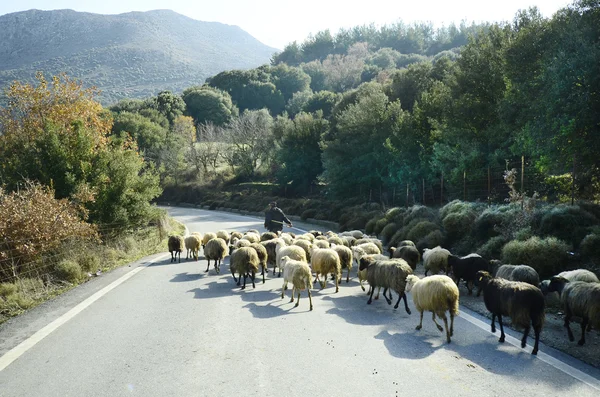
[1,206,599,396]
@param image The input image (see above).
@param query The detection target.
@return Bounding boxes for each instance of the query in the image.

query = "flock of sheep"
[167,228,600,356]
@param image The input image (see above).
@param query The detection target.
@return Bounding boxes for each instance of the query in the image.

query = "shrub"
[0,283,18,297]
[580,233,600,264]
[477,236,507,260]
[439,200,473,220]
[407,221,440,243]
[501,236,571,279]
[385,207,405,223]
[380,223,398,244]
[77,252,101,273]
[538,205,598,247]
[388,229,405,248]
[344,214,370,231]
[416,230,446,252]
[514,227,533,241]
[373,218,389,235]
[4,293,35,311]
[301,209,318,221]
[473,205,518,242]
[442,211,477,240]
[403,205,437,225]
[54,260,83,283]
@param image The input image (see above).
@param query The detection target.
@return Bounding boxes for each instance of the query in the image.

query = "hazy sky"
[0,0,574,49]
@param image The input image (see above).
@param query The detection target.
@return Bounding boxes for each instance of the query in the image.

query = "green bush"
[54,260,83,283]
[580,233,600,264]
[380,223,398,244]
[403,205,437,226]
[515,227,533,241]
[4,293,35,311]
[473,205,517,242]
[344,214,370,231]
[439,200,473,220]
[77,252,101,273]
[501,236,571,278]
[407,221,440,243]
[373,218,389,235]
[538,205,598,247]
[365,218,379,235]
[0,283,18,298]
[385,207,405,223]
[301,209,318,220]
[388,229,405,248]
[416,230,445,252]
[442,211,477,240]
[477,236,507,260]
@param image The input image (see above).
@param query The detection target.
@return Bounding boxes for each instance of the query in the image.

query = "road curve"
[1,206,599,397]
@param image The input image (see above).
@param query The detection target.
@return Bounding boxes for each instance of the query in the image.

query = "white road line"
[0,254,169,372]
[460,304,600,390]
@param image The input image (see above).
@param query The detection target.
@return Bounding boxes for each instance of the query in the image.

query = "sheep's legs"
[320,273,326,289]
[466,280,473,295]
[490,314,497,333]
[564,311,575,342]
[416,311,424,330]
[231,267,238,283]
[521,325,530,348]
[346,267,350,283]
[382,288,392,305]
[431,312,443,332]
[250,271,256,289]
[450,312,455,337]
[290,287,295,303]
[205,260,211,273]
[334,274,339,293]
[261,266,266,284]
[578,318,588,346]
[367,286,376,305]
[532,324,541,355]
[395,293,411,315]
[281,281,288,299]
[440,313,451,343]
[241,273,247,289]
[498,315,506,343]
[295,290,301,307]
[307,288,313,311]
[360,279,366,292]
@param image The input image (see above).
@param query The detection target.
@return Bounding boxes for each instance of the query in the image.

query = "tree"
[153,91,186,126]
[269,64,311,102]
[112,112,167,163]
[182,86,238,126]
[301,61,327,92]
[286,90,313,117]
[189,123,224,175]
[276,112,328,193]
[302,91,340,119]
[272,41,302,66]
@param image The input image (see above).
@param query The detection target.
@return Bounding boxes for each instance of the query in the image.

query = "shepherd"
[264,201,293,233]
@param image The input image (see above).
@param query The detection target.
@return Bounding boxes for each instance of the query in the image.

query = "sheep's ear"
[478,276,482,282]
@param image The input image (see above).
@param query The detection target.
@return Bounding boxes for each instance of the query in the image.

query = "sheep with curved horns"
[204,238,228,274]
[477,271,545,355]
[423,246,452,275]
[310,247,341,292]
[358,256,413,313]
[405,275,459,343]
[280,256,314,310]
[168,235,185,263]
[230,247,260,289]
[548,276,600,346]
[184,235,202,261]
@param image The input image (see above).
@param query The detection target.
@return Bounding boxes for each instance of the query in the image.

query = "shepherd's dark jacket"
[264,207,291,232]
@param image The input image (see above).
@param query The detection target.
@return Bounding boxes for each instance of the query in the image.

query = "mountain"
[0,9,278,104]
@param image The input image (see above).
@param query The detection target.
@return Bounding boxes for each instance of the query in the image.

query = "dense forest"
[1,1,600,312]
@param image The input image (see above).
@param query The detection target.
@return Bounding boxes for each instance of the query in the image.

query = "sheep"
[276,243,307,277]
[230,247,260,289]
[340,236,355,247]
[358,256,413,313]
[261,238,283,276]
[447,253,489,296]
[204,237,228,274]
[399,240,416,248]
[355,238,383,252]
[477,271,545,355]
[184,235,202,261]
[280,233,295,245]
[390,245,420,270]
[168,235,185,263]
[261,231,278,242]
[230,231,243,241]
[242,233,260,244]
[540,269,599,293]
[332,245,353,283]
[234,238,251,249]
[246,229,260,235]
[310,247,341,292]
[308,230,324,238]
[295,234,313,242]
[405,275,459,343]
[280,256,314,310]
[313,240,330,249]
[216,230,231,244]
[422,246,451,276]
[357,254,389,292]
[328,236,344,246]
[292,239,313,262]
[202,232,217,249]
[352,242,381,259]
[493,262,540,286]
[340,230,364,239]
[548,277,600,346]
[250,243,268,283]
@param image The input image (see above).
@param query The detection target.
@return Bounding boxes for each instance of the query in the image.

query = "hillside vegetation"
[0,9,277,104]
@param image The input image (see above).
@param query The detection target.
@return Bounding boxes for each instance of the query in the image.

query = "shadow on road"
[322,293,411,326]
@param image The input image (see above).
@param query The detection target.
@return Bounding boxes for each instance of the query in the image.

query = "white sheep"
[423,246,452,275]
[332,245,353,283]
[310,247,341,292]
[204,237,228,274]
[280,256,314,310]
[276,243,307,277]
[405,275,459,343]
[358,256,413,313]
[184,235,202,260]
[216,230,231,244]
[202,232,217,249]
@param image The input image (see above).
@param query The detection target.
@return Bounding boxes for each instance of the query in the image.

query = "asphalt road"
[1,206,600,396]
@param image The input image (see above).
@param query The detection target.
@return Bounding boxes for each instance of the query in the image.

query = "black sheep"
[477,271,545,355]
[448,253,489,295]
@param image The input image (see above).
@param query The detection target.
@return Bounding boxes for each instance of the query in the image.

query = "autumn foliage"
[0,182,98,282]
